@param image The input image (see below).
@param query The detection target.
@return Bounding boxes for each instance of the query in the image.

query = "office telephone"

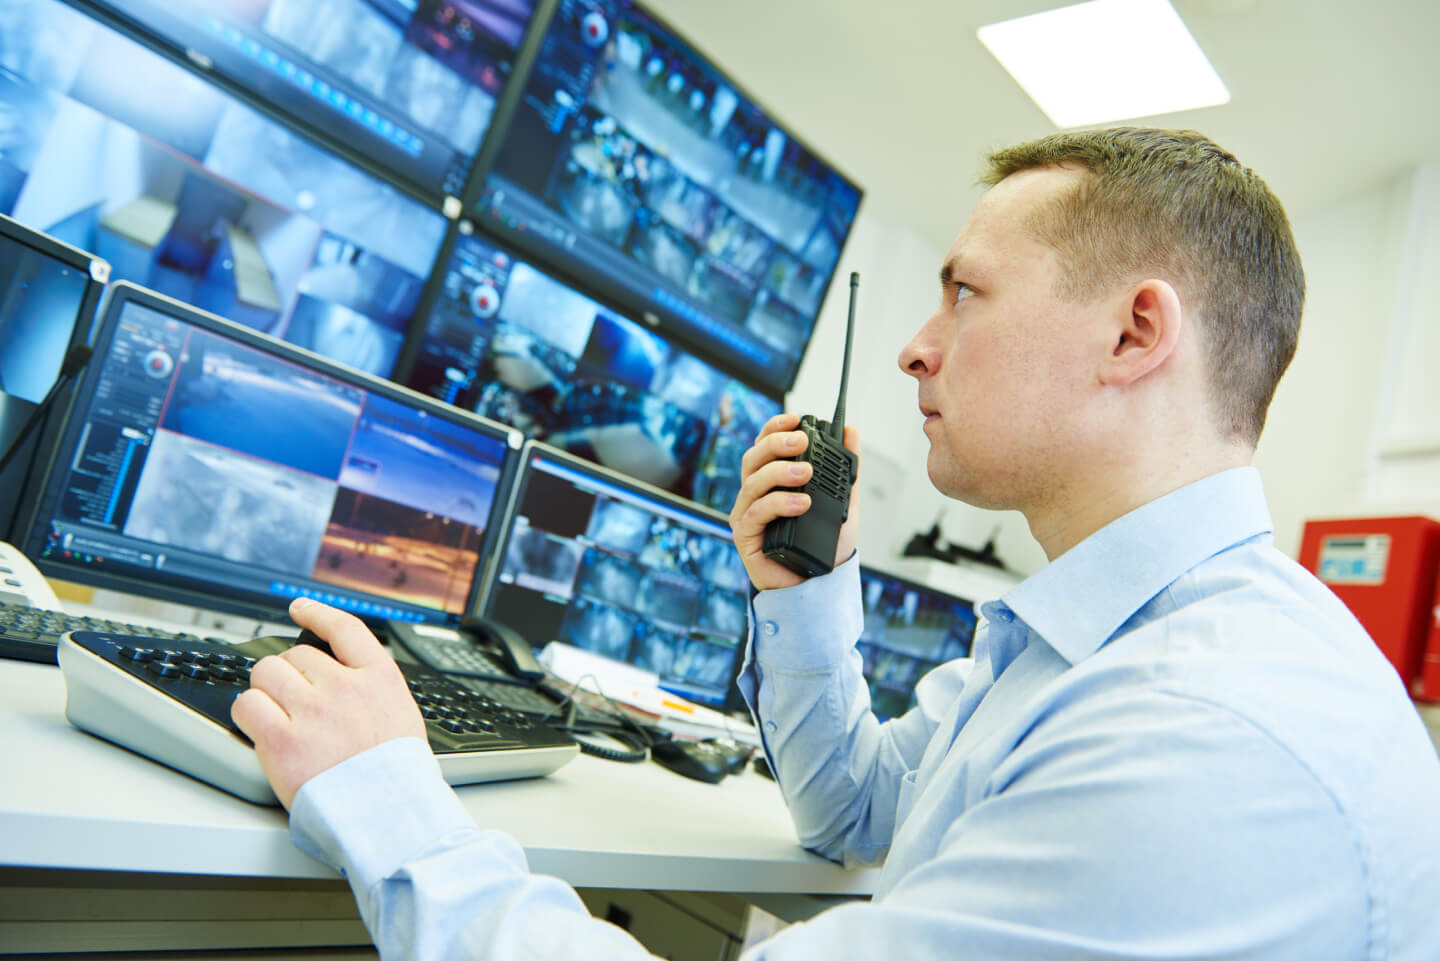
[386,615,544,683]
[0,540,60,611]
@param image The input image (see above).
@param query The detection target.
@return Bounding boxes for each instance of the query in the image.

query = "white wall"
[1257,165,1440,558]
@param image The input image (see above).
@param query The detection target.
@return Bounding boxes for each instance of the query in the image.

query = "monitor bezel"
[14,280,526,627]
[479,438,747,709]
[0,213,111,542]
[466,0,864,396]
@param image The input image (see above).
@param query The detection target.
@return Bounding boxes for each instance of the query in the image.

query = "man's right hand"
[728,412,861,592]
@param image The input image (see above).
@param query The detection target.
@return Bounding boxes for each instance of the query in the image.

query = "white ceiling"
[646,0,1440,254]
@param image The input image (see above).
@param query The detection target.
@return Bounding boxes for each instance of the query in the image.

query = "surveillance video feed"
[407,231,780,511]
[80,0,540,195]
[0,0,446,378]
[480,0,862,392]
[857,569,979,721]
[486,450,750,707]
[33,297,513,622]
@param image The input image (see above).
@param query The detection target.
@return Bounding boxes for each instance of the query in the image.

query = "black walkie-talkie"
[762,271,860,578]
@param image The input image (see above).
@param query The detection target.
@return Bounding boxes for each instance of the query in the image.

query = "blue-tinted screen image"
[85,0,540,196]
[405,230,780,511]
[479,0,862,393]
[857,568,978,721]
[0,228,91,403]
[161,326,363,479]
[30,292,514,620]
[487,451,750,707]
[0,0,446,378]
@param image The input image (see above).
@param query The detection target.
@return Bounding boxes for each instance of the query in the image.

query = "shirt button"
[762,620,779,636]
[993,609,1014,624]
[764,721,778,734]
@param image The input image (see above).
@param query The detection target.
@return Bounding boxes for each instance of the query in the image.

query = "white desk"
[0,657,877,897]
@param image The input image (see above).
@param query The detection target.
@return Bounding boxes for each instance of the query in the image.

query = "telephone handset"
[459,614,544,680]
[386,614,544,684]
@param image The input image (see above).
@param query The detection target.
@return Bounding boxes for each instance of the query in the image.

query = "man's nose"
[898,322,941,379]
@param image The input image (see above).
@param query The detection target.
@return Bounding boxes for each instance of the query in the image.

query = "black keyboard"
[0,601,207,664]
[59,631,579,804]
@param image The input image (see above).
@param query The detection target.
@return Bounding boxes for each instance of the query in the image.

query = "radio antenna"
[830,271,858,441]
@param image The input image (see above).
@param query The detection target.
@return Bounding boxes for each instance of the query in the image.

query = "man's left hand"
[232,597,426,809]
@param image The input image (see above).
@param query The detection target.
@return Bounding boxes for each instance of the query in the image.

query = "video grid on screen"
[406,231,780,512]
[486,452,751,707]
[85,0,540,197]
[32,296,510,620]
[857,568,978,721]
[479,0,861,393]
[0,0,447,378]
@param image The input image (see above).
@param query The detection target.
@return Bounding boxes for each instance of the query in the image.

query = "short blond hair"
[983,127,1304,444]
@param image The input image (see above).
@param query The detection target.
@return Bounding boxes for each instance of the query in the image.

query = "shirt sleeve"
[289,737,661,961]
[734,556,970,867]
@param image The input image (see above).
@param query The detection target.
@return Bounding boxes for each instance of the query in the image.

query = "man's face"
[898,166,1111,510]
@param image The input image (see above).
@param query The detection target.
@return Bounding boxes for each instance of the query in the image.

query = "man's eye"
[952,283,975,305]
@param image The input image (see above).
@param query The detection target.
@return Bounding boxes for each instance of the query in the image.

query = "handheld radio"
[761,271,861,577]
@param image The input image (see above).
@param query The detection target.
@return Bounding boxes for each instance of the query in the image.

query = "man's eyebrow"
[939,260,957,285]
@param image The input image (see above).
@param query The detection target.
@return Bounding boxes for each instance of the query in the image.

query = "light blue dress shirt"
[290,467,1440,960]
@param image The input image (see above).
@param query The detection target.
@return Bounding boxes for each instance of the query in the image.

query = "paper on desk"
[539,642,758,745]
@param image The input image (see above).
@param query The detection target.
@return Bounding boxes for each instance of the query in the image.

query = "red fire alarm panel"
[1297,515,1440,696]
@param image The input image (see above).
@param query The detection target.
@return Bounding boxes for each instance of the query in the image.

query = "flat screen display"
[0,217,100,405]
[19,283,523,626]
[403,228,781,512]
[858,566,977,721]
[0,0,448,379]
[0,213,106,539]
[483,444,750,707]
[84,0,542,199]
[477,0,862,394]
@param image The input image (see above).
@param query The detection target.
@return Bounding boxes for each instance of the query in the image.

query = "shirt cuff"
[289,737,513,888]
[750,553,864,674]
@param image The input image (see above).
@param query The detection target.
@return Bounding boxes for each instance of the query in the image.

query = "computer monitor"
[0,0,448,379]
[401,226,781,512]
[857,565,977,721]
[476,0,862,394]
[0,214,109,540]
[481,442,750,708]
[82,0,545,199]
[16,281,525,627]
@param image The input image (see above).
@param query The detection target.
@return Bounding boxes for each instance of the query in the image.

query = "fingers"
[249,653,314,713]
[738,421,808,484]
[280,642,341,681]
[287,597,387,668]
[231,686,290,743]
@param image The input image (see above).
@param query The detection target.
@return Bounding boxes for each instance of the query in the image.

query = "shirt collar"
[994,466,1273,665]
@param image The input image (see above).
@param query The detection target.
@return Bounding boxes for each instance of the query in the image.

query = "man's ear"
[1099,279,1183,388]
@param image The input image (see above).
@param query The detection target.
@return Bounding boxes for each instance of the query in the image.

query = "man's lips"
[920,405,939,424]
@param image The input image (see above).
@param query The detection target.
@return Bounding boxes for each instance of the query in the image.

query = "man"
[234,127,1440,959]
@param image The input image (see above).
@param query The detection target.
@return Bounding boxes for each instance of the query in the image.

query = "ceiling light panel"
[978,0,1230,128]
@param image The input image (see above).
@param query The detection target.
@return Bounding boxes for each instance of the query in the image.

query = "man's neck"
[1025,445,1254,562]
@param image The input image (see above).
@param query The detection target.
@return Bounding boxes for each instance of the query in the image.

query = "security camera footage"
[81,0,539,197]
[486,451,751,707]
[406,230,781,512]
[478,0,861,393]
[0,0,447,378]
[27,294,515,623]
[858,568,977,721]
